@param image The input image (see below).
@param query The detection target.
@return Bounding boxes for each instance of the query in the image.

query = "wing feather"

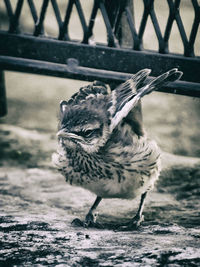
[109,68,183,132]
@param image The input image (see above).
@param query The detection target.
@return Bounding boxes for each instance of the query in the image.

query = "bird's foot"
[131,214,144,228]
[71,218,85,227]
[116,215,144,231]
[71,212,104,229]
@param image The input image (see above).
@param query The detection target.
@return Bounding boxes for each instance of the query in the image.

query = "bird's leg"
[71,196,103,228]
[130,191,147,227]
[85,196,102,227]
[117,192,147,231]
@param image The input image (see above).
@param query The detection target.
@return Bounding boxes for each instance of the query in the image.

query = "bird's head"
[57,98,111,153]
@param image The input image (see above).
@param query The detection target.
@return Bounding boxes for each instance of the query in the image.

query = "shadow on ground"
[0,124,200,266]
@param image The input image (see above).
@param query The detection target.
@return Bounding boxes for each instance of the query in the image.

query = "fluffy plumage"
[52,68,182,229]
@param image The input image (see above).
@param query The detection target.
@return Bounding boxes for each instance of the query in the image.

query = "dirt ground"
[0,71,200,266]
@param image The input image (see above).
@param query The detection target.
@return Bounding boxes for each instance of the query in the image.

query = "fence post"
[0,71,7,117]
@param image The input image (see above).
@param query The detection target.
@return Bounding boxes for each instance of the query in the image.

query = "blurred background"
[0,0,199,157]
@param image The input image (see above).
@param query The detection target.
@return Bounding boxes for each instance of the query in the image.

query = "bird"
[52,68,182,230]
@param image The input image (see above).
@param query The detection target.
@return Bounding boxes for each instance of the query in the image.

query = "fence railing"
[0,0,200,107]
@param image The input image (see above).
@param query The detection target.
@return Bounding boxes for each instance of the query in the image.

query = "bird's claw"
[71,218,85,227]
[71,212,104,229]
[116,215,144,231]
[131,214,144,228]
[85,212,97,225]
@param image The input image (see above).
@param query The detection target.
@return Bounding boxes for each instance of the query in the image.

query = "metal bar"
[149,8,166,53]
[138,0,152,45]
[74,0,88,43]
[0,70,7,117]
[27,0,38,23]
[166,0,190,56]
[175,15,188,51]
[34,0,49,36]
[0,32,199,84]
[164,0,177,53]
[115,1,134,48]
[104,0,123,47]
[9,0,24,33]
[173,0,189,56]
[104,0,121,30]
[83,0,99,43]
[99,0,118,47]
[125,6,141,50]
[0,55,199,98]
[104,0,129,49]
[27,0,45,35]
[188,0,200,57]
[58,0,73,40]
[50,0,63,28]
[114,2,126,35]
[4,0,13,19]
[50,0,63,39]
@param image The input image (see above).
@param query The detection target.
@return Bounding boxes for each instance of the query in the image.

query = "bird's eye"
[84,129,94,137]
[74,129,96,138]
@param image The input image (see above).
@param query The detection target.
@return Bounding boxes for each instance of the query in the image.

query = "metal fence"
[0,0,200,116]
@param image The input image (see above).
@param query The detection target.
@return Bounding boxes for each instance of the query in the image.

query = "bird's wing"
[109,68,183,132]
[123,101,144,137]
[115,69,151,137]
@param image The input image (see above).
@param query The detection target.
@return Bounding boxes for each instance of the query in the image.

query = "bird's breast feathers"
[52,134,161,199]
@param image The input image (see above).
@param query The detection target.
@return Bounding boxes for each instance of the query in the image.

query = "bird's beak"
[57,129,82,141]
[57,129,69,138]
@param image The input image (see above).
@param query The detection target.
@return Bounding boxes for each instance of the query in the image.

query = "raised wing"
[109,68,183,132]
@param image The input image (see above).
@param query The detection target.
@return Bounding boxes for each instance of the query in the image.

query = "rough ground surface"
[0,124,200,266]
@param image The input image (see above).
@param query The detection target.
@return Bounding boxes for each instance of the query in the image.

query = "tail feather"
[109,68,183,131]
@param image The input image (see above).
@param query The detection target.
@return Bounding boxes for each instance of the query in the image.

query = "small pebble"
[76,232,84,236]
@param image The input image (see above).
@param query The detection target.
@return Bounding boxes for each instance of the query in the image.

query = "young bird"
[52,68,182,230]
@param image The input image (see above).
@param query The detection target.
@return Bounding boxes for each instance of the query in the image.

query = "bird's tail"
[109,68,183,131]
